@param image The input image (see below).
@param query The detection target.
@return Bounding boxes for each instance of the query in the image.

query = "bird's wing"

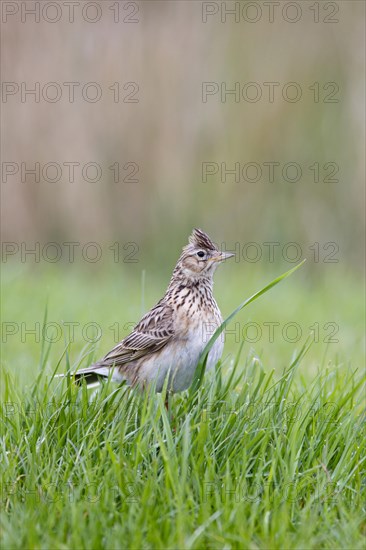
[100,301,174,367]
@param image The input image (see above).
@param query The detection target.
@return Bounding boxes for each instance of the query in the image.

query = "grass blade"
[190,260,306,395]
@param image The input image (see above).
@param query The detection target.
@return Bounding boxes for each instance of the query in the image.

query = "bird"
[65,229,234,393]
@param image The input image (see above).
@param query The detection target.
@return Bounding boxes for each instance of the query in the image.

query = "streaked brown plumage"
[65,229,234,392]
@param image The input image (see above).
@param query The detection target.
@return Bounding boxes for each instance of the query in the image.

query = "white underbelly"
[139,319,224,392]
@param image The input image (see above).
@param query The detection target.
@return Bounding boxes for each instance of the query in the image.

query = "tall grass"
[1,321,365,549]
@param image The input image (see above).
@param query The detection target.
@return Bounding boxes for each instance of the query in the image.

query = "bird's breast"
[139,285,224,392]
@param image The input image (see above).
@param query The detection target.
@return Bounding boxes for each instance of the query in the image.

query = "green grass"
[1,262,365,549]
[1,345,365,549]
[2,261,364,381]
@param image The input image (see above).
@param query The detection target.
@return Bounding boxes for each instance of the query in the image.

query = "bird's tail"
[55,364,113,387]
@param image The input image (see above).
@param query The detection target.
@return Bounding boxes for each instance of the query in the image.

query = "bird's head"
[176,228,234,280]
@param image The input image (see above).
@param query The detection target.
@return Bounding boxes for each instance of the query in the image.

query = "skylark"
[68,229,234,393]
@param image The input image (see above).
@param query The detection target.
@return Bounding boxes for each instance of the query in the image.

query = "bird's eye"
[197,250,205,258]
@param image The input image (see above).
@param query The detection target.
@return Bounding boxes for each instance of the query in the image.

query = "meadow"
[1,258,365,549]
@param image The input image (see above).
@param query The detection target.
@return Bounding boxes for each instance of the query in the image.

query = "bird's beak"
[210,251,235,262]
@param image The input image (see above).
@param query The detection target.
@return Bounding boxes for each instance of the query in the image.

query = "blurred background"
[1,1,365,381]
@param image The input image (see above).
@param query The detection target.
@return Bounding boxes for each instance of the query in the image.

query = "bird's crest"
[188,228,217,251]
